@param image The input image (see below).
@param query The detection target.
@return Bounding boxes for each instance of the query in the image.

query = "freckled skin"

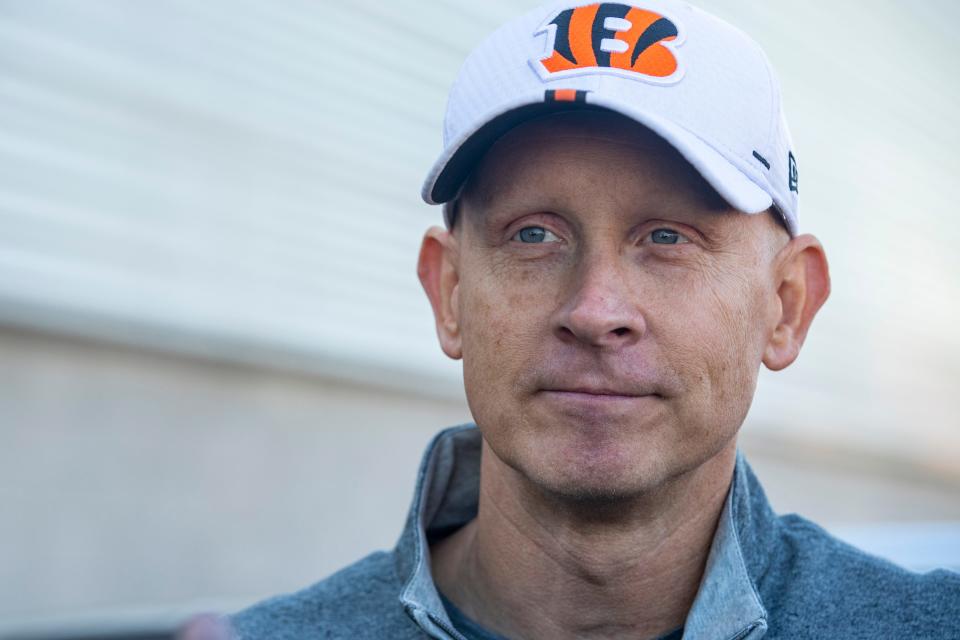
[452,111,789,503]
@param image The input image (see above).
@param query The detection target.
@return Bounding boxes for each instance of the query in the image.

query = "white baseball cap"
[421,0,800,235]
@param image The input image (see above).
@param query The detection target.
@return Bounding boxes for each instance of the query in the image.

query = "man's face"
[448,111,788,502]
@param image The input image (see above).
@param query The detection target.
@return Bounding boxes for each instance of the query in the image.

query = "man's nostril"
[613,327,630,337]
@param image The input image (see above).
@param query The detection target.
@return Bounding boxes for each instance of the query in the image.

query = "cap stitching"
[756,42,780,166]
[754,43,796,233]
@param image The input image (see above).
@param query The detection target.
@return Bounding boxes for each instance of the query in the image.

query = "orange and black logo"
[534,3,683,82]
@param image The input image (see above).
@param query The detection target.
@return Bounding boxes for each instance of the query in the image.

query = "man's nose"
[553,254,646,349]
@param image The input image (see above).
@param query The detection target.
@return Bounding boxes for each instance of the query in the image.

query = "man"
[225,1,960,638]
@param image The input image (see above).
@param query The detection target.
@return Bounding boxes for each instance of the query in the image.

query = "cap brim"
[421,92,774,219]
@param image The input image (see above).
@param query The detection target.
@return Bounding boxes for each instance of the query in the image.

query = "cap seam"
[757,41,780,165]
[755,47,797,234]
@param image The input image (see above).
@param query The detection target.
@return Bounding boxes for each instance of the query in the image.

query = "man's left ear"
[763,234,831,371]
[417,225,463,360]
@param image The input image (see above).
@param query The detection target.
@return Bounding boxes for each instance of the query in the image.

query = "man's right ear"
[417,225,463,360]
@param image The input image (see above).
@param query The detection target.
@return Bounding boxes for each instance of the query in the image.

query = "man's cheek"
[662,301,749,407]
[465,270,551,339]
[461,287,520,376]
[697,304,763,417]
[690,267,766,356]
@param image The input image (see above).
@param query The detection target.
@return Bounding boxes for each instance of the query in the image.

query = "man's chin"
[528,473,667,512]
[523,443,672,507]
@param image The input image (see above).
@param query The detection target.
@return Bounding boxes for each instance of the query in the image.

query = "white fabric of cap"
[421,0,800,235]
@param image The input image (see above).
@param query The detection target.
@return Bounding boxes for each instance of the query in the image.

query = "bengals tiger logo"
[534,3,684,83]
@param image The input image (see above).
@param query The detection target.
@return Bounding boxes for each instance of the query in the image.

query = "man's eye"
[512,226,560,244]
[649,228,690,245]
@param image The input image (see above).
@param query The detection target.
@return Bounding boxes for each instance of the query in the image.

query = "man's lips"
[538,387,663,402]
[542,387,656,397]
[526,363,677,401]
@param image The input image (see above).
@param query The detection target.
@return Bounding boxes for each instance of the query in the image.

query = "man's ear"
[763,233,831,371]
[417,225,463,360]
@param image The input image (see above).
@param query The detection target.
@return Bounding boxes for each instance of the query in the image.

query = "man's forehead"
[492,110,669,147]
[461,110,731,215]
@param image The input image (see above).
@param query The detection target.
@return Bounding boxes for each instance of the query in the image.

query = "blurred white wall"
[1,0,958,633]
[0,326,472,627]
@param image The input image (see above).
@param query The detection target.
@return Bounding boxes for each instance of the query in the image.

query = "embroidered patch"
[532,3,684,84]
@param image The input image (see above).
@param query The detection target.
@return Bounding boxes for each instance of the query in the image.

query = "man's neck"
[430,439,738,640]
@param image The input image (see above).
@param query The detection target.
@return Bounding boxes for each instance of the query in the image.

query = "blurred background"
[1,0,958,637]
